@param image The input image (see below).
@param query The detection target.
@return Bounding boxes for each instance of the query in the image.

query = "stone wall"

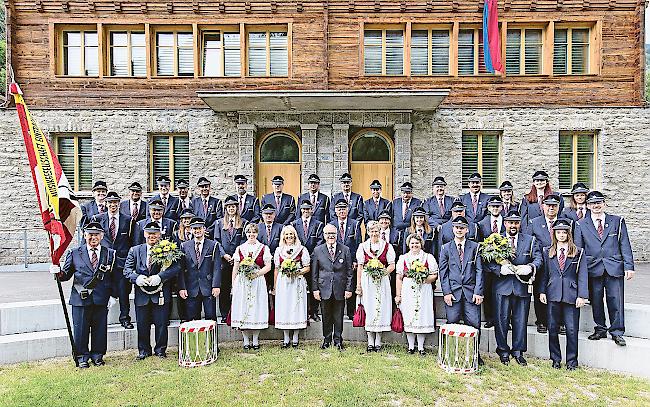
[0,107,648,264]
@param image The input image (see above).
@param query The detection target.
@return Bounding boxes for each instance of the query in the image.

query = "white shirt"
[338,218,347,237]
[130,199,141,214]
[490,215,503,233]
[86,245,100,259]
[194,238,205,255]
[180,197,191,209]
[454,238,466,254]
[507,234,519,250]
[591,212,606,229]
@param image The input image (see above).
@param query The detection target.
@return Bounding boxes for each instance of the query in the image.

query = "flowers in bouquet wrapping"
[149,239,184,270]
[408,260,429,285]
[239,255,259,280]
[364,258,385,283]
[280,258,300,278]
[479,233,515,265]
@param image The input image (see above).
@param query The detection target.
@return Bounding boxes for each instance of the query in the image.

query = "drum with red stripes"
[178,320,218,367]
[437,323,479,374]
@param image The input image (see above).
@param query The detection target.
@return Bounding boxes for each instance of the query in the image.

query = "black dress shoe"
[335,343,345,351]
[613,336,627,346]
[366,345,374,353]
[566,364,578,371]
[559,325,566,335]
[514,355,527,366]
[136,353,149,361]
[419,349,426,356]
[221,317,227,323]
[408,348,416,354]
[281,342,290,349]
[536,324,548,334]
[121,321,134,329]
[252,344,261,350]
[478,355,485,366]
[243,345,251,350]
[374,345,382,352]
[499,355,510,365]
[292,342,299,348]
[588,332,607,340]
[552,361,561,369]
[166,320,171,327]
[320,341,331,349]
[91,358,105,366]
[484,321,494,329]
[155,352,167,359]
[78,361,90,369]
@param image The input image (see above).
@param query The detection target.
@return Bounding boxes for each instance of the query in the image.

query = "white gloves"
[136,275,148,287]
[148,275,162,286]
[49,265,61,274]
[107,297,117,308]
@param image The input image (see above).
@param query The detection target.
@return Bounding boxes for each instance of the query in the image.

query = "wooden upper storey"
[5,0,645,108]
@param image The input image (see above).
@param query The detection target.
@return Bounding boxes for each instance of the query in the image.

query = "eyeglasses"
[324,232,337,236]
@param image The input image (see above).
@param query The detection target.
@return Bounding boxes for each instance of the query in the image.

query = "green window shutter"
[431,30,449,75]
[576,134,595,188]
[571,29,589,74]
[505,29,521,75]
[553,29,568,75]
[57,137,76,188]
[461,134,479,188]
[364,30,382,75]
[524,29,542,75]
[173,136,190,184]
[410,30,428,75]
[558,133,573,189]
[481,135,500,189]
[152,136,171,185]
[77,137,93,191]
[458,30,475,75]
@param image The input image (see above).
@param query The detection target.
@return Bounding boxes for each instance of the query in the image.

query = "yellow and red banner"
[10,83,82,265]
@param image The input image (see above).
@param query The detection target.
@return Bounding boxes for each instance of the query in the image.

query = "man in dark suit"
[261,175,296,225]
[81,180,108,229]
[135,199,177,245]
[177,217,223,321]
[50,222,116,368]
[488,210,543,366]
[232,174,260,223]
[574,191,635,346]
[392,182,422,231]
[293,200,325,321]
[423,176,455,231]
[477,195,506,329]
[438,216,485,366]
[330,199,362,319]
[257,203,283,289]
[123,222,181,360]
[311,224,353,350]
[120,182,147,222]
[191,177,223,239]
[459,172,490,224]
[175,179,193,215]
[148,175,180,222]
[93,191,135,329]
[436,200,478,261]
[297,174,330,224]
[330,173,364,223]
[363,179,392,225]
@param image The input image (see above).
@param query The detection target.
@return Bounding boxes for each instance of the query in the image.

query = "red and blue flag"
[483,0,503,73]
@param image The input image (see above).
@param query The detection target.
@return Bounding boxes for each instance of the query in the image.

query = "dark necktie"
[492,218,498,234]
[229,219,235,237]
[98,203,105,214]
[132,202,138,218]
[510,236,516,251]
[472,195,478,212]
[303,219,309,236]
[311,193,316,207]
[402,200,408,218]
[181,199,186,210]
[203,199,208,215]
[267,225,272,244]
[110,216,117,240]
[504,203,510,214]
[381,230,386,242]
[548,219,554,240]
[439,197,445,214]
[275,195,281,214]
[558,247,566,270]
[577,207,584,219]
[597,218,604,239]
[329,244,335,261]
[339,222,345,241]
[195,241,201,262]
[457,243,463,262]
[239,196,245,215]
[91,248,98,270]
[162,197,167,209]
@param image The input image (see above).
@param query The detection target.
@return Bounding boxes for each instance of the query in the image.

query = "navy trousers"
[494,293,531,358]
[445,296,481,330]
[533,279,548,327]
[186,294,217,321]
[135,301,170,355]
[72,304,108,363]
[589,274,625,336]
[112,267,132,323]
[483,272,495,324]
[548,301,580,367]
[219,262,233,318]
[321,297,345,345]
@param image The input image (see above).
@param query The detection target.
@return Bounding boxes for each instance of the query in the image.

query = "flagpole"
[55,272,79,367]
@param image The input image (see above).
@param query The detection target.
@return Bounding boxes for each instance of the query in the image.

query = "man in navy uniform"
[477,195,506,329]
[330,199,362,319]
[293,200,324,320]
[330,173,364,223]
[175,179,193,214]
[261,175,296,225]
[527,193,562,333]
[392,182,422,231]
[81,180,108,229]
[575,191,635,346]
[93,191,135,329]
[489,210,542,365]
[423,176,455,231]
[120,182,147,222]
[149,175,180,222]
[231,174,260,224]
[50,222,116,368]
[257,203,283,289]
[437,200,478,261]
[438,215,485,365]
[124,222,181,359]
[135,199,177,245]
[178,217,223,321]
[459,172,489,224]
[363,179,392,225]
[298,174,330,224]
[191,176,223,239]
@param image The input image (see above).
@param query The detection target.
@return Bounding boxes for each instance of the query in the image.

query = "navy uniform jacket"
[177,238,223,297]
[400,229,436,257]
[81,200,104,229]
[310,243,353,301]
[60,245,116,306]
[297,192,331,224]
[459,192,490,224]
[436,219,478,260]
[148,194,181,221]
[93,212,133,270]
[123,244,181,306]
[191,196,223,236]
[119,200,147,222]
[560,206,587,223]
[391,197,423,231]
[500,201,520,218]
[574,214,635,277]
[134,217,177,245]
[439,240,484,302]
[257,222,283,256]
[540,247,589,303]
[489,233,543,297]
[293,217,324,253]
[477,215,506,242]
[527,216,557,250]
[362,197,392,224]
[330,192,364,223]
[520,195,565,227]
[230,194,260,224]
[329,217,362,260]
[261,193,296,225]
[423,195,455,229]
[213,219,248,255]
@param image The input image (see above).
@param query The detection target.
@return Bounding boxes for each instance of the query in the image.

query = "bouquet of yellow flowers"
[364,258,386,283]
[408,260,429,285]
[479,233,515,265]
[239,255,259,280]
[280,258,300,278]
[149,239,183,270]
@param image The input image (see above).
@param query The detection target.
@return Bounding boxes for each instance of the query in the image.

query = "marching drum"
[438,323,479,374]
[178,320,218,368]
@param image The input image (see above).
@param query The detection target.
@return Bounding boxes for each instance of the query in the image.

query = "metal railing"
[0,226,55,268]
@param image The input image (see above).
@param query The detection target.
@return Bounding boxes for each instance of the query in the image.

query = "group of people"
[50,169,635,371]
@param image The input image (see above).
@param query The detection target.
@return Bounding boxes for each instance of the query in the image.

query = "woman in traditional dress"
[401,207,435,255]
[395,234,438,355]
[231,223,272,350]
[356,221,396,352]
[273,225,310,348]
[520,170,564,229]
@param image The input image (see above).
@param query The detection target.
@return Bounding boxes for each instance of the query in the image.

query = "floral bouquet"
[408,260,429,285]
[239,255,260,280]
[149,239,183,270]
[280,258,300,278]
[479,233,515,265]
[364,258,386,283]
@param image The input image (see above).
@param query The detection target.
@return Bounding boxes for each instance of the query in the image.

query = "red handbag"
[225,309,232,326]
[352,303,366,327]
[391,308,404,333]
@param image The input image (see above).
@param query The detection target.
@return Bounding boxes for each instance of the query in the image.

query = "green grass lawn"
[1,341,649,407]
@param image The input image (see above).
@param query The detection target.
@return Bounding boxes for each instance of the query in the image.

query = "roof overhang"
[196,89,449,112]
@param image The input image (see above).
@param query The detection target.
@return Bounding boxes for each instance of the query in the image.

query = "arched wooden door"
[256,130,302,198]
[350,129,394,200]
